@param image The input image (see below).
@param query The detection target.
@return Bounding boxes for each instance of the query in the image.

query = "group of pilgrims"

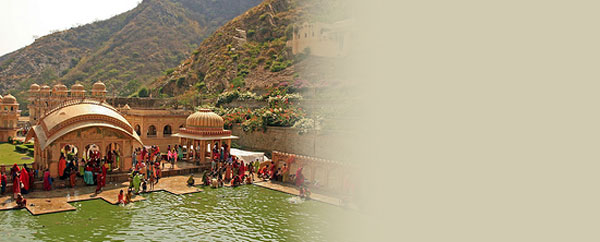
[0,163,34,208]
[117,145,179,204]
[1,141,313,207]
[190,143,311,198]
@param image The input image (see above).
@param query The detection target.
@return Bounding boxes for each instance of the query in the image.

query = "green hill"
[149,0,351,101]
[0,0,262,111]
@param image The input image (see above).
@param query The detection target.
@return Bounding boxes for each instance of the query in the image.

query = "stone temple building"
[25,82,202,178]
[0,94,21,142]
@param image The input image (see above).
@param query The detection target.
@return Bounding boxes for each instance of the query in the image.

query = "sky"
[0,0,141,56]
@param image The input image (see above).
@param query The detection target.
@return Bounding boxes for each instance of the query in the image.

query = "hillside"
[150,0,351,101]
[0,0,262,108]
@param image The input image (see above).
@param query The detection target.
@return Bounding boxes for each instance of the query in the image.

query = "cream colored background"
[337,0,600,241]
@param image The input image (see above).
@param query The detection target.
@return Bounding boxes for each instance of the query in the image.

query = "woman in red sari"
[238,162,245,177]
[101,162,108,187]
[20,166,29,194]
[225,164,232,182]
[295,167,305,187]
[43,170,51,191]
[58,154,67,178]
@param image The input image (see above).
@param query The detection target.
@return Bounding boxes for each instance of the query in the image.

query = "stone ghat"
[0,175,203,216]
[2,162,205,193]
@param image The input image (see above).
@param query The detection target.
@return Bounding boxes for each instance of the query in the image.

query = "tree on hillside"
[138,86,150,97]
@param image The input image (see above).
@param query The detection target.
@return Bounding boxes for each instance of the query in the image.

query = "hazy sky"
[0,0,141,56]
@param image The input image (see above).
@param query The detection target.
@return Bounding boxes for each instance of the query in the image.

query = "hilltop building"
[287,19,352,57]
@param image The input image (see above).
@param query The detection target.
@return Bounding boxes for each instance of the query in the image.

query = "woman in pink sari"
[295,167,305,187]
[167,149,174,168]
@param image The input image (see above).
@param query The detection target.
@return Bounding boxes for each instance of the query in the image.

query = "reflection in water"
[0,186,353,242]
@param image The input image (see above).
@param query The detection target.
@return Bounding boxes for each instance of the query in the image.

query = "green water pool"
[0,185,352,241]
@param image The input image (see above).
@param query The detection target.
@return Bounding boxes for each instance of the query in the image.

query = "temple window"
[147,125,157,137]
[163,125,172,137]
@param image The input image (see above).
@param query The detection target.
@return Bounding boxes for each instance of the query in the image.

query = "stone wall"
[270,151,356,196]
[230,124,356,161]
[107,97,178,109]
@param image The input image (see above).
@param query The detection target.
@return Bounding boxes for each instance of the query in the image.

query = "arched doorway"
[60,144,78,162]
[106,143,122,170]
[163,125,172,137]
[84,144,101,161]
[135,125,141,136]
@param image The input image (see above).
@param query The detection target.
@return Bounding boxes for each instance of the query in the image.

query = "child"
[118,190,124,204]
[149,174,155,191]
[15,193,26,208]
[187,174,195,186]
[141,179,147,193]
[125,190,132,204]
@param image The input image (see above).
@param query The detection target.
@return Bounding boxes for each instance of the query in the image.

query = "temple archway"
[84,144,101,161]
[106,142,122,170]
[60,144,79,162]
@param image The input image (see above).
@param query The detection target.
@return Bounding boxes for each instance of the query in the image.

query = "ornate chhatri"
[179,108,232,136]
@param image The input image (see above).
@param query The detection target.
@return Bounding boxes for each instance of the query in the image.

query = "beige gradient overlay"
[336,0,600,241]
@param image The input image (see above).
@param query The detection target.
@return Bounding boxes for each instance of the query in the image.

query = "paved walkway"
[0,171,354,215]
[0,175,203,215]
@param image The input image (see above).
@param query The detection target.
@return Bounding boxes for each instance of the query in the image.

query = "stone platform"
[253,180,345,207]
[0,175,203,215]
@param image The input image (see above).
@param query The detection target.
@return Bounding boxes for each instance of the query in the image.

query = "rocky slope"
[149,0,351,102]
[0,0,262,103]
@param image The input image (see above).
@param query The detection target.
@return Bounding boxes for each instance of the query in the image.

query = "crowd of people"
[0,163,35,208]
[1,141,316,207]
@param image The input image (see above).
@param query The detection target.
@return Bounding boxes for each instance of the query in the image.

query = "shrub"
[259,14,267,21]
[231,76,245,88]
[163,68,175,75]
[15,145,28,153]
[270,61,287,72]
[138,87,149,97]
[247,29,255,38]
[176,76,186,87]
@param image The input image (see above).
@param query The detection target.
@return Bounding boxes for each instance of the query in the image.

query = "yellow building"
[173,109,238,164]
[118,105,191,152]
[28,82,107,124]
[26,100,143,177]
[0,94,21,142]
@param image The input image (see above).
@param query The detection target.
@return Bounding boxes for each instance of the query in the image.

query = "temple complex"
[24,82,216,178]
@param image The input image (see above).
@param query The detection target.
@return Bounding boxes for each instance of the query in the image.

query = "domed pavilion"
[173,108,237,164]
